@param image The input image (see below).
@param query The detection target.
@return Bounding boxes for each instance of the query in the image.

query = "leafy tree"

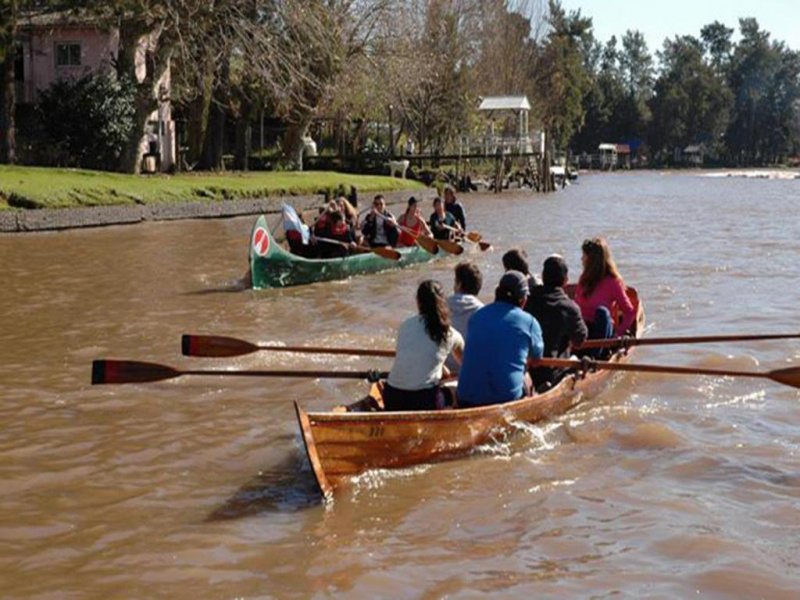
[648,35,732,163]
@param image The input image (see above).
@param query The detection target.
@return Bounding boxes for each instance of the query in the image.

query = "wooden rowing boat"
[249,215,442,289]
[295,287,644,499]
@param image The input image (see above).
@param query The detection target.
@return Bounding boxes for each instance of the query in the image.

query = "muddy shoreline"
[0,189,429,234]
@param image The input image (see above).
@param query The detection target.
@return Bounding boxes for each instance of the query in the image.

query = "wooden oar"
[442,223,491,251]
[182,334,395,358]
[530,358,800,389]
[579,332,800,350]
[398,223,463,255]
[315,237,400,261]
[391,223,439,255]
[91,359,388,385]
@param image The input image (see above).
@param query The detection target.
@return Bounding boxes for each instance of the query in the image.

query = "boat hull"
[296,290,644,499]
[249,215,439,288]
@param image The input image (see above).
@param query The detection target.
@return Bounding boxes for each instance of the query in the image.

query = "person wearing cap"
[456,271,544,407]
[397,196,433,247]
[525,255,588,391]
[443,185,466,229]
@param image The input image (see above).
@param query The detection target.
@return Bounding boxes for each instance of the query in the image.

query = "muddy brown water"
[1,172,799,597]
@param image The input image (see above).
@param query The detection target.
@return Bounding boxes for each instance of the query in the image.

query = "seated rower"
[575,237,636,355]
[457,271,544,407]
[503,248,542,287]
[445,261,484,375]
[361,195,399,247]
[317,211,356,258]
[397,197,433,247]
[429,197,460,240]
[525,255,588,391]
[444,185,467,230]
[384,280,464,411]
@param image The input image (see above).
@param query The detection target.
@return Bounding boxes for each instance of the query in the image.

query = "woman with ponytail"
[384,280,464,411]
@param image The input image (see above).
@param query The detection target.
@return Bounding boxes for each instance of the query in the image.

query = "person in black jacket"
[525,255,588,391]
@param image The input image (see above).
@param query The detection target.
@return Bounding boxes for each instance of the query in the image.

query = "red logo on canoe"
[252,226,271,256]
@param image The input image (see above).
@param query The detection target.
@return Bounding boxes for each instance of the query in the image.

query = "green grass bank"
[0,166,425,210]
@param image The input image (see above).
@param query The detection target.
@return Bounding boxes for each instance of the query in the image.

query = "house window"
[55,43,81,67]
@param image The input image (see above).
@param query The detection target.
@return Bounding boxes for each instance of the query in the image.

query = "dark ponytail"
[417,280,450,345]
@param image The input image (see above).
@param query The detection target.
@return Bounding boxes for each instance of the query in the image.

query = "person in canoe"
[429,197,461,240]
[384,280,465,411]
[445,261,484,375]
[397,197,433,247]
[443,185,467,230]
[316,211,357,258]
[525,255,588,391]
[361,195,399,247]
[457,271,544,407]
[502,248,542,287]
[575,237,636,351]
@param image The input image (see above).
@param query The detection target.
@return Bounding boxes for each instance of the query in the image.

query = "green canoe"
[248,215,441,289]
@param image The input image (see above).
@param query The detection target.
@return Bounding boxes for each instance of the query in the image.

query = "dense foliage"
[37,74,136,170]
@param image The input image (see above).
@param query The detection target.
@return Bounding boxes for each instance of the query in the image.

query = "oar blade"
[478,241,492,251]
[372,246,401,261]
[769,366,800,389]
[182,334,258,357]
[415,235,439,254]
[436,238,464,255]
[92,360,181,385]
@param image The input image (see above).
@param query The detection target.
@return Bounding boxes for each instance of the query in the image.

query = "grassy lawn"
[0,166,425,210]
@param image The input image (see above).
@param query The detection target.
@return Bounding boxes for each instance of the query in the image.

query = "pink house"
[15,11,175,172]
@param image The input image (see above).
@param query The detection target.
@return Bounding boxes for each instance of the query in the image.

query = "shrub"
[37,74,136,170]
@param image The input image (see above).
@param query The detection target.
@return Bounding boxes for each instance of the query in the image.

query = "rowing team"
[286,186,468,258]
[381,237,636,411]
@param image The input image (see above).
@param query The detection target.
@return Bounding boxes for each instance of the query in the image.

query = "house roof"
[478,96,531,111]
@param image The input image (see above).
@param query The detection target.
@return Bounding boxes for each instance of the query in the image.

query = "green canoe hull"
[249,215,440,289]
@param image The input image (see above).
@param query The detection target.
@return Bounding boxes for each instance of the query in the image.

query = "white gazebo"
[478,95,538,154]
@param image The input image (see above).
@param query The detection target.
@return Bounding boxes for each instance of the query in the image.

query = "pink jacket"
[575,276,636,336]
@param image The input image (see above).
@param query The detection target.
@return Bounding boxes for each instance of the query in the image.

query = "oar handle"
[532,358,772,380]
[580,332,800,349]
[184,369,389,380]
[259,345,395,357]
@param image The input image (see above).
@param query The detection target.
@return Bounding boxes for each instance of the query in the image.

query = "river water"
[1,172,798,598]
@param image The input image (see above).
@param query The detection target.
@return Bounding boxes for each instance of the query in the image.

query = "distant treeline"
[1,1,798,172]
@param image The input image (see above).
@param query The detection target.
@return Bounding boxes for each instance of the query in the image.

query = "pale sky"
[560,0,799,53]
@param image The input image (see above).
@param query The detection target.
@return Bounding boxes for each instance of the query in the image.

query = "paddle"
[315,237,401,261]
[398,221,463,255]
[182,334,395,358]
[441,223,491,251]
[391,223,440,255]
[530,357,800,389]
[579,332,800,350]
[91,359,388,385]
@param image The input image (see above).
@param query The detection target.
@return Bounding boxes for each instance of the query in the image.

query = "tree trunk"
[1,0,18,164]
[233,98,254,171]
[200,99,225,170]
[115,21,171,173]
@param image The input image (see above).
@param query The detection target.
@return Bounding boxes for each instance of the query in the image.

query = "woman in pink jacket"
[574,237,636,343]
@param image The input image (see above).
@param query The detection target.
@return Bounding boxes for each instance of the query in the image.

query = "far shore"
[0,166,426,234]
